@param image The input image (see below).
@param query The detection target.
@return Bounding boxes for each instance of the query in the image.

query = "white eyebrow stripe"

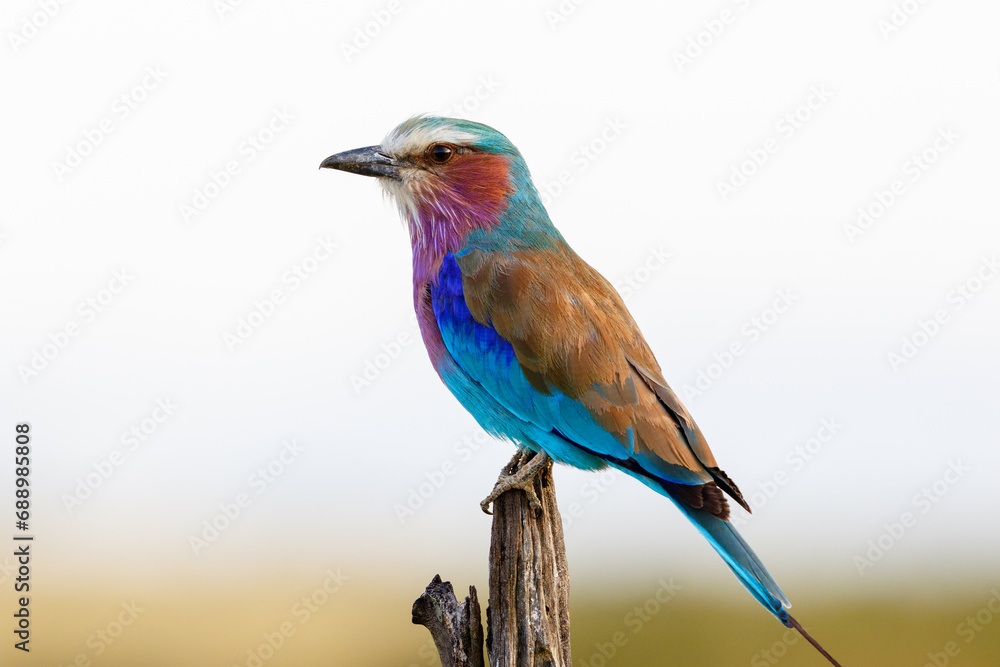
[381,125,479,157]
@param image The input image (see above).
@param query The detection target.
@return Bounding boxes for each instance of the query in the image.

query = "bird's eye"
[428,144,454,164]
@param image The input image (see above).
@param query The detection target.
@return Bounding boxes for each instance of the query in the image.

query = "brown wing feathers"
[628,360,752,513]
[457,242,748,519]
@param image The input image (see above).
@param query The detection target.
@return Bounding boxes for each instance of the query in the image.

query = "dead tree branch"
[413,451,571,667]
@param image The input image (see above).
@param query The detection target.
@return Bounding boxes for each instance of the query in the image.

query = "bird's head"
[321,116,548,255]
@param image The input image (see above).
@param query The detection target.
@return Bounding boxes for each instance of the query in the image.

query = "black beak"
[319,145,400,180]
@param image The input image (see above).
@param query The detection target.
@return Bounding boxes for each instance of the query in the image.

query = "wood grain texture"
[486,453,572,667]
[412,575,485,667]
[413,452,572,667]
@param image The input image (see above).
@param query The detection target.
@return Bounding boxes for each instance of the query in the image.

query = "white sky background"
[2,0,999,599]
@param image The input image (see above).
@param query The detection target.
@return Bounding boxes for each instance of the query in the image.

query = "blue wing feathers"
[431,253,791,622]
[431,254,630,464]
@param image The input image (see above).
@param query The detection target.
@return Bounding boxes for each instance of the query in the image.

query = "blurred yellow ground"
[5,574,999,666]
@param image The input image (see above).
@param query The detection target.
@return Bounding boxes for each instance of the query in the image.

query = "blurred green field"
[7,574,999,666]
[569,591,1000,666]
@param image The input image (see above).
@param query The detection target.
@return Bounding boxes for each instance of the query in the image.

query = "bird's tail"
[665,490,844,667]
[667,492,790,617]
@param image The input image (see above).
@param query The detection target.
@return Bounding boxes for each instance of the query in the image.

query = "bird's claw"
[480,450,550,515]
[479,480,542,515]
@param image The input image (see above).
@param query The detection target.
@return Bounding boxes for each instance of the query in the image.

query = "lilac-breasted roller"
[321,116,841,665]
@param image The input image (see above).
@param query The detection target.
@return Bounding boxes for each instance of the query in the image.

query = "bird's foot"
[480,450,551,515]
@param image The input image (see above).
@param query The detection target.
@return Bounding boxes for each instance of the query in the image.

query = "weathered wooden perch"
[411,575,484,667]
[412,451,572,667]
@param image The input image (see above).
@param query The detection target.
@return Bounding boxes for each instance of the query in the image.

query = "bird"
[321,115,842,666]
